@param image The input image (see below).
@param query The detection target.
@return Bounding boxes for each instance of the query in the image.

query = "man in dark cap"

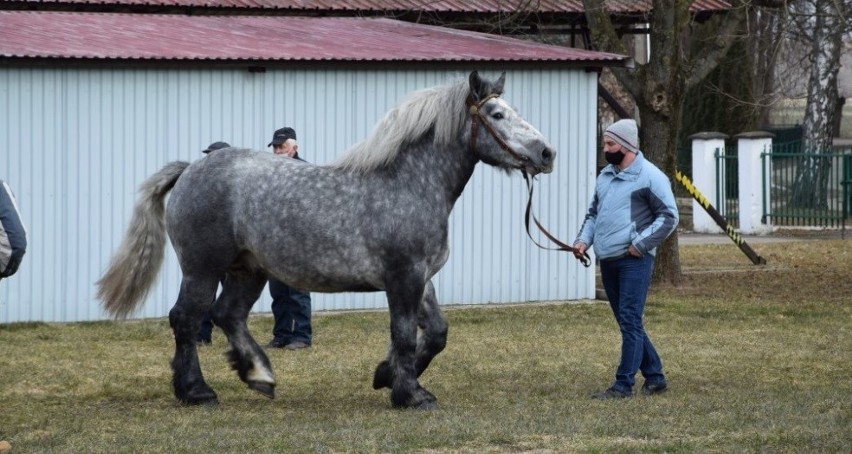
[265,127,313,350]
[195,141,231,345]
[268,127,300,159]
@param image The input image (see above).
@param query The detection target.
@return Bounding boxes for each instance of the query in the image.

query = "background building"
[0,10,627,323]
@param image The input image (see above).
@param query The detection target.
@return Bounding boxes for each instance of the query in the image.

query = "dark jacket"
[0,180,27,278]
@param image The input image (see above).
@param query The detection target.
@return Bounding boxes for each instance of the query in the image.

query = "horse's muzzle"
[527,147,555,175]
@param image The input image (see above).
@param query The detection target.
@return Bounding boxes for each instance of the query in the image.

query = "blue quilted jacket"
[575,152,678,260]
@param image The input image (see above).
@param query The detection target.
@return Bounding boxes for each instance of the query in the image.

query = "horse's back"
[166,150,371,285]
[166,149,449,291]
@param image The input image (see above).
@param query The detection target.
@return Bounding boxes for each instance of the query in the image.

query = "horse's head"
[466,71,556,176]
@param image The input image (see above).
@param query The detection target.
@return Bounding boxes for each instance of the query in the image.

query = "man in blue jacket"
[0,180,27,281]
[573,119,679,399]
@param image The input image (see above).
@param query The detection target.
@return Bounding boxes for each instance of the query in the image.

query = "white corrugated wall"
[0,66,597,323]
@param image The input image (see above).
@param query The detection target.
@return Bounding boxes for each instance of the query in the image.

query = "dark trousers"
[269,278,312,345]
[600,254,665,392]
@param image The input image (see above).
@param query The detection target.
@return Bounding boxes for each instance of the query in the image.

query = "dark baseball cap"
[268,127,297,147]
[202,141,231,154]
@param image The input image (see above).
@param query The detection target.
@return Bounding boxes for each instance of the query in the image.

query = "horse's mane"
[331,78,469,172]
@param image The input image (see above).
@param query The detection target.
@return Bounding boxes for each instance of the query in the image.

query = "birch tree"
[789,0,850,209]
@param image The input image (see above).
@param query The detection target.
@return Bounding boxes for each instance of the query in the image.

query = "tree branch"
[686,3,749,87]
[583,0,642,98]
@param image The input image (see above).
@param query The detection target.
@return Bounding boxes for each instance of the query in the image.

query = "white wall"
[0,66,598,323]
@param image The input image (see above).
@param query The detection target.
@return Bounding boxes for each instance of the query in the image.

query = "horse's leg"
[169,275,220,405]
[414,280,448,376]
[210,270,276,399]
[379,271,437,409]
[373,280,447,390]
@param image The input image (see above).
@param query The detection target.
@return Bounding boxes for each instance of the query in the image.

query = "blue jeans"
[269,279,312,345]
[600,254,665,392]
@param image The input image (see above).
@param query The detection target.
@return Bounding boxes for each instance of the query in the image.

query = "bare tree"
[681,5,811,142]
[583,0,753,284]
[749,7,788,126]
[788,0,851,209]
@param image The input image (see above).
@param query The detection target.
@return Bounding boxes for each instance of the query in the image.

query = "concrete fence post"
[688,132,728,233]
[735,131,775,234]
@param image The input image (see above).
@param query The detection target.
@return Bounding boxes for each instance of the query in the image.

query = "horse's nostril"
[541,148,554,162]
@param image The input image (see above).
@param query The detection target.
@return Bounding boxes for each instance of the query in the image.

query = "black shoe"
[591,387,633,400]
[284,341,310,350]
[641,381,668,396]
[265,339,288,349]
[196,338,211,346]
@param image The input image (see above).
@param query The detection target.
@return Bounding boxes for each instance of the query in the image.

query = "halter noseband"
[466,93,529,164]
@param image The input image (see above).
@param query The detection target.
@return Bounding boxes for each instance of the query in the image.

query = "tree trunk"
[790,0,844,209]
[636,3,687,285]
[832,97,845,139]
[641,104,684,285]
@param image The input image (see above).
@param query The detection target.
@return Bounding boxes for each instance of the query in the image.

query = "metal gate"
[761,141,849,233]
[715,146,739,228]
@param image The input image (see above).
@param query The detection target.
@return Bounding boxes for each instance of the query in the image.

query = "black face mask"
[604,151,626,165]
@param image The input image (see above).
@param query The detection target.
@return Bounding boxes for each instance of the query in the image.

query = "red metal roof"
[0,11,629,63]
[0,0,732,14]
[592,0,732,13]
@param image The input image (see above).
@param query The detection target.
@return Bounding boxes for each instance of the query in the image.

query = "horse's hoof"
[182,397,219,406]
[391,387,437,410]
[248,380,275,399]
[391,397,438,411]
[182,389,219,406]
[372,361,393,389]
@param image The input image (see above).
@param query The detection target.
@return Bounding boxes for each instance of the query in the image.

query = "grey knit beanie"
[604,119,639,153]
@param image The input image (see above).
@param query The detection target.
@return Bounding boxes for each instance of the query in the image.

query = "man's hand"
[627,244,643,258]
[572,242,587,261]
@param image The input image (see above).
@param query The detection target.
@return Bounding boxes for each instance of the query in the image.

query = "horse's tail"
[97,161,190,319]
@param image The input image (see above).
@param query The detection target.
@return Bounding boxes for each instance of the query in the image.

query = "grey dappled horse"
[97,71,555,410]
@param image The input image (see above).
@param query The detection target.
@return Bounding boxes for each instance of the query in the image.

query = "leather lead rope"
[522,172,591,267]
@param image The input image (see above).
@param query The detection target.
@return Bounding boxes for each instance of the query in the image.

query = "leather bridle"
[466,93,592,268]
[466,94,529,164]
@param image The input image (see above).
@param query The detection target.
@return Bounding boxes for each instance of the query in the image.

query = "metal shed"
[0,11,628,323]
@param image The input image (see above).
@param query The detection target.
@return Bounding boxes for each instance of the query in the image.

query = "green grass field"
[1,239,849,452]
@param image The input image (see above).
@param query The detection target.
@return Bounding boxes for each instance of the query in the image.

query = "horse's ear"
[493,72,506,95]
[469,70,485,101]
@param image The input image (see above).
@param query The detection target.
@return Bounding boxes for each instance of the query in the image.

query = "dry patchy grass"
[0,238,849,452]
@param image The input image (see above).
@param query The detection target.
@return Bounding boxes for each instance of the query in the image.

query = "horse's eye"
[492,112,504,120]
